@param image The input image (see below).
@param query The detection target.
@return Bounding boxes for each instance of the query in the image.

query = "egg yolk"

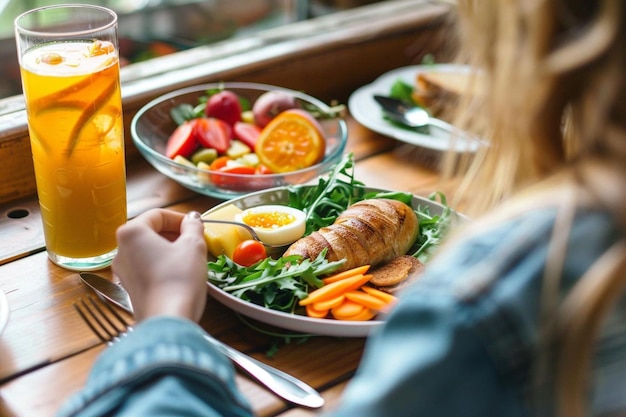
[242,212,295,229]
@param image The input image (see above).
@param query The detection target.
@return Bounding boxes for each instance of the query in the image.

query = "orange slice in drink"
[255,109,326,173]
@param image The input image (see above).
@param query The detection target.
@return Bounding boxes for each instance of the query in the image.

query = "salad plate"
[0,288,9,337]
[204,185,453,337]
[348,64,478,152]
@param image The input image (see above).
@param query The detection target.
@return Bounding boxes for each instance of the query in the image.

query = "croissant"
[284,198,419,272]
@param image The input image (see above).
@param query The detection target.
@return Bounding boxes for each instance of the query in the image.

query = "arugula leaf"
[389,79,415,103]
[170,104,198,125]
[362,190,413,205]
[208,249,345,313]
[410,191,452,263]
[388,54,436,104]
[287,153,365,235]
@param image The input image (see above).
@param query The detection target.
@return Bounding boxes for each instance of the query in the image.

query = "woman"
[58,0,626,416]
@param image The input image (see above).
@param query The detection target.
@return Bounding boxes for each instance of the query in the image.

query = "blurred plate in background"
[349,64,478,152]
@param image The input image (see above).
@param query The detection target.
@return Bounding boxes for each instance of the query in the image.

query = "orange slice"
[255,109,325,173]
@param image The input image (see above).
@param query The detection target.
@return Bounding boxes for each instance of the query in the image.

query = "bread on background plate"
[412,70,484,121]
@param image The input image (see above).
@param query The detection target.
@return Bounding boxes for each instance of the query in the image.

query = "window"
[0,0,385,98]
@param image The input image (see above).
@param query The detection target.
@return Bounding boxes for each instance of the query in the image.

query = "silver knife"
[78,272,325,408]
[80,273,133,313]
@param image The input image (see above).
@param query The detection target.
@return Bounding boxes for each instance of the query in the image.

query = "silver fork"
[73,296,129,345]
[73,295,324,408]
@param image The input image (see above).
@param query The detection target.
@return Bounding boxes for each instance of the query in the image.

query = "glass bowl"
[130,82,348,199]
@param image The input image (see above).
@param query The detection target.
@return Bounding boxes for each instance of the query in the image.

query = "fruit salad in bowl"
[131,82,348,199]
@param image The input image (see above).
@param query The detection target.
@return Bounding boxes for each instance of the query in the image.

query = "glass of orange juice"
[15,5,127,271]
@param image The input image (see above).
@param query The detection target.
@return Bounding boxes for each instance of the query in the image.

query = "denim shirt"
[57,317,253,417]
[57,207,625,417]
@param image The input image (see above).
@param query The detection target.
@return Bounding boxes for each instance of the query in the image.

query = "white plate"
[205,185,453,337]
[0,288,9,337]
[348,64,478,152]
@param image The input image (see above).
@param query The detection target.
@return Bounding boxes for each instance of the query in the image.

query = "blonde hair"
[444,1,626,415]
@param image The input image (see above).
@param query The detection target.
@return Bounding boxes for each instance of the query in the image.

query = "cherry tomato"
[233,121,261,149]
[165,120,198,158]
[205,90,242,126]
[232,240,267,267]
[194,117,231,154]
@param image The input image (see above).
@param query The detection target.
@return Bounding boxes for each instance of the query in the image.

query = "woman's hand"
[112,209,208,322]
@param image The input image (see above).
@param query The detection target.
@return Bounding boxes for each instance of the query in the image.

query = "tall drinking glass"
[15,5,127,271]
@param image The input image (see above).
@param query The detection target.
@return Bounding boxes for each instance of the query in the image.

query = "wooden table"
[0,116,457,417]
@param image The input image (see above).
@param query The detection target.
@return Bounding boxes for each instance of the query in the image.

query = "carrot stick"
[360,286,398,305]
[299,274,372,306]
[331,299,366,319]
[343,274,373,292]
[331,300,377,321]
[305,304,329,318]
[344,291,389,311]
[322,265,371,285]
[312,294,345,311]
[343,308,377,321]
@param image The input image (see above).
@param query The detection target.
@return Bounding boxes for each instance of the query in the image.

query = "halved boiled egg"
[236,205,306,246]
